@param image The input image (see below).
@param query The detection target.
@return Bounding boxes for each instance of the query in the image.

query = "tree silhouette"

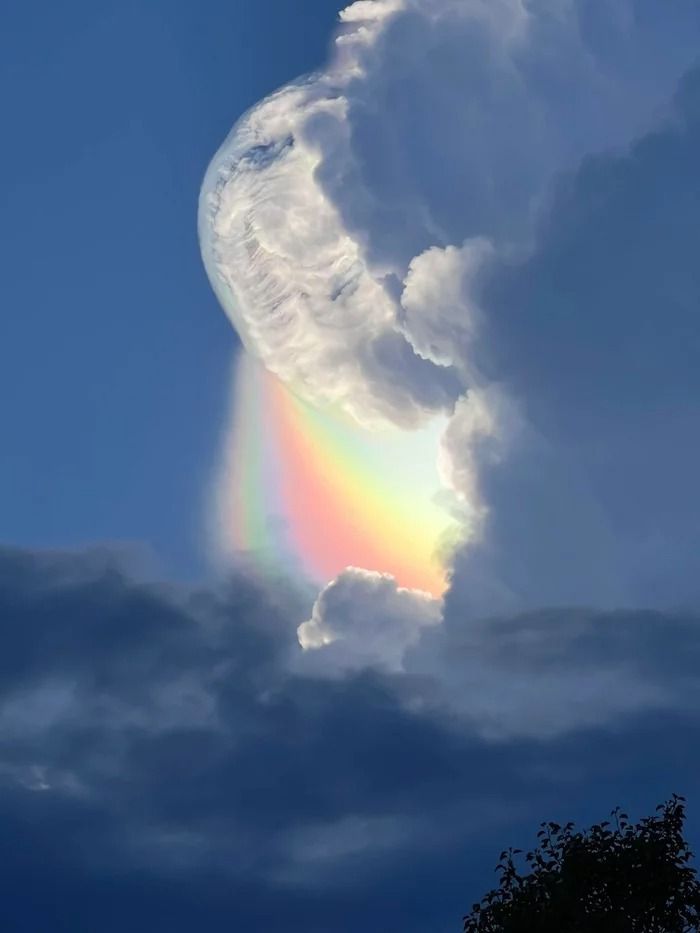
[464,795,700,932]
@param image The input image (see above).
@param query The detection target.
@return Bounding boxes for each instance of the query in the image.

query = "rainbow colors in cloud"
[216,353,457,597]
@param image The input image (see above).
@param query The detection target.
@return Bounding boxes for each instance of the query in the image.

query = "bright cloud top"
[200,0,700,630]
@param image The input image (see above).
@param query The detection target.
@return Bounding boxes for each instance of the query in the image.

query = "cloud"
[447,64,700,614]
[2,545,700,931]
[200,0,700,427]
[7,3,700,931]
[408,606,700,741]
[294,563,700,743]
[398,239,490,370]
[200,0,700,613]
[297,567,442,672]
[194,19,700,922]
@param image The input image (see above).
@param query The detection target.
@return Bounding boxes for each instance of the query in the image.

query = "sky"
[0,0,341,574]
[2,1,700,931]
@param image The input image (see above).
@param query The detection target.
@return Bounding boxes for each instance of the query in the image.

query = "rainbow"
[217,352,457,597]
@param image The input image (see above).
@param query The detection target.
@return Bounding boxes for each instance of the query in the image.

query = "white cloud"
[297,567,442,672]
[434,385,511,534]
[200,0,700,632]
[202,0,698,428]
[201,0,699,418]
[399,239,491,370]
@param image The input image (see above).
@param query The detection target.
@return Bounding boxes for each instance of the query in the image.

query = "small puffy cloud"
[399,239,491,370]
[297,567,442,672]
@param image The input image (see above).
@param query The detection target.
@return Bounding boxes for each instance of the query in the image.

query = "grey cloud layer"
[1,546,699,931]
[292,61,700,665]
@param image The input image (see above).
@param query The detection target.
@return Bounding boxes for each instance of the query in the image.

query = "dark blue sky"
[1,0,339,575]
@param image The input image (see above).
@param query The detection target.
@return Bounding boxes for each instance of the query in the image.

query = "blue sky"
[1,0,339,574]
[2,2,700,932]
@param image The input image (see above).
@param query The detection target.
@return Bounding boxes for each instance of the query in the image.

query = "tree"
[464,795,700,933]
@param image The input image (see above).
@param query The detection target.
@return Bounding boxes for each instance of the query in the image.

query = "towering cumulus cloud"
[200,0,700,662]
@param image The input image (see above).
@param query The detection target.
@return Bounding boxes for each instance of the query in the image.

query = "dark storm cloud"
[1,545,700,932]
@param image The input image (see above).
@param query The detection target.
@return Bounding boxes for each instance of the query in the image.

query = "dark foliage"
[463,795,700,932]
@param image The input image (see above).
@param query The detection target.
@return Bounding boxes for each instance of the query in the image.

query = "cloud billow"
[200,0,700,626]
[448,66,700,616]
